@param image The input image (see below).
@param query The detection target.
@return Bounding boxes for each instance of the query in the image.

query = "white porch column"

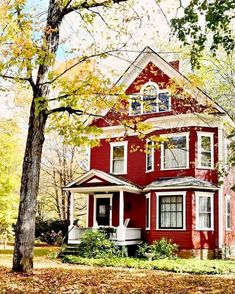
[118,190,125,242]
[70,192,74,226]
[119,190,124,227]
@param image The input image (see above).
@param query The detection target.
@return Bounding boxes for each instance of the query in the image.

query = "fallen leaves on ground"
[0,265,234,294]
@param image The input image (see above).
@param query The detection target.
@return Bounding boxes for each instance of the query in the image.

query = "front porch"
[68,226,142,246]
[64,169,144,246]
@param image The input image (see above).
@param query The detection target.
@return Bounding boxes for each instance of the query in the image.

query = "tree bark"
[12,0,63,272]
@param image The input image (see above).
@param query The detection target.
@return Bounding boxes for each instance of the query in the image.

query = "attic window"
[129,82,171,115]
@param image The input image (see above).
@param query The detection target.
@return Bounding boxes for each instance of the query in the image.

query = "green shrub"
[75,229,120,258]
[137,238,178,259]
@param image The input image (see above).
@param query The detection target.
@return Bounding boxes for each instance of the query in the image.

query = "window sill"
[197,166,214,170]
[146,169,154,173]
[195,228,214,231]
[161,167,189,171]
[156,228,186,231]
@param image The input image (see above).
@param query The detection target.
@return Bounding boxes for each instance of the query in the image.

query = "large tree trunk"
[12,0,63,272]
[13,103,47,272]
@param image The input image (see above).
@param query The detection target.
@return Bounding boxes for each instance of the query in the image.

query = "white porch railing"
[68,226,141,245]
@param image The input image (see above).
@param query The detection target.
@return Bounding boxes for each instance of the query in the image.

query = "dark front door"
[96,198,111,226]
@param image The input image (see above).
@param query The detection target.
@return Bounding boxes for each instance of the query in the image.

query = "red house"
[64,47,235,258]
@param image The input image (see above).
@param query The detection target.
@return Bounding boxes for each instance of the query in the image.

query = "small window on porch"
[110,142,127,174]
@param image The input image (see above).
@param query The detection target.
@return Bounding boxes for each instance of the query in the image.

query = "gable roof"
[116,46,226,115]
[63,169,142,194]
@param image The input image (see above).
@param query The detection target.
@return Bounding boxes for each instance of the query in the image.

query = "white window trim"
[145,193,151,230]
[146,139,154,173]
[110,141,128,175]
[225,195,231,231]
[93,194,113,227]
[156,191,186,231]
[195,191,214,231]
[197,132,214,169]
[129,81,171,116]
[160,132,190,171]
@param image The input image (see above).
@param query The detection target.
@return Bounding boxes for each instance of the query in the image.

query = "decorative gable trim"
[116,46,225,114]
[86,178,104,184]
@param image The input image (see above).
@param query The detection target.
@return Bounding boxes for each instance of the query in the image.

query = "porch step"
[60,245,81,257]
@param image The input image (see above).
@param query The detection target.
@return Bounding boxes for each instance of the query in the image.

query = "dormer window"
[130,82,171,115]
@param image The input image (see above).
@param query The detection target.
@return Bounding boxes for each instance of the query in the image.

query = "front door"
[96,198,111,226]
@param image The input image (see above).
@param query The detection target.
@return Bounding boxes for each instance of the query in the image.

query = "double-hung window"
[226,196,231,231]
[198,132,214,169]
[196,192,214,230]
[110,142,127,174]
[161,133,189,170]
[146,140,154,172]
[157,192,186,230]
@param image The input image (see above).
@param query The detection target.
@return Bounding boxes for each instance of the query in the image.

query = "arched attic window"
[130,82,171,115]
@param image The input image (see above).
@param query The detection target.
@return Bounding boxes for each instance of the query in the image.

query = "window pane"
[159,93,169,111]
[143,85,157,114]
[159,195,183,229]
[112,145,124,173]
[131,97,141,115]
[198,196,212,229]
[146,141,153,171]
[164,136,187,169]
[200,135,212,167]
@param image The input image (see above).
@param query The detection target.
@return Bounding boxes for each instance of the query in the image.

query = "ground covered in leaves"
[0,248,235,293]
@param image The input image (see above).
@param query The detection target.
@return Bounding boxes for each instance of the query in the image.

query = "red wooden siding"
[90,126,219,187]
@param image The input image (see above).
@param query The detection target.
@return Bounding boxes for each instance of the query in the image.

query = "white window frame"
[197,132,214,169]
[195,191,214,231]
[160,132,190,171]
[145,193,151,230]
[110,141,128,175]
[146,139,154,173]
[93,194,113,227]
[225,195,231,231]
[156,191,186,231]
[129,82,171,116]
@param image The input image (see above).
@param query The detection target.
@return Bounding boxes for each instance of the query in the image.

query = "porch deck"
[68,226,142,246]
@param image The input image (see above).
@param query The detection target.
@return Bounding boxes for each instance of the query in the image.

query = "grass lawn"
[0,248,235,293]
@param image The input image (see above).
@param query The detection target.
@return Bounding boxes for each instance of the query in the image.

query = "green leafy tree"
[0,120,22,242]
[171,0,235,67]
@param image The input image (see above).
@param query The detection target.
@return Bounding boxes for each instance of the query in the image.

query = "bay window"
[196,192,214,230]
[198,132,214,169]
[110,142,127,174]
[161,133,189,170]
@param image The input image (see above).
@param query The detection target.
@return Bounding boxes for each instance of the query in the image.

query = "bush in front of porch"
[71,229,121,258]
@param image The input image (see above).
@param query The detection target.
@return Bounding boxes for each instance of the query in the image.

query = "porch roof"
[144,176,219,192]
[63,169,142,194]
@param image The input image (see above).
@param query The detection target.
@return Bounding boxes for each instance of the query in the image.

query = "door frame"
[93,194,113,227]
